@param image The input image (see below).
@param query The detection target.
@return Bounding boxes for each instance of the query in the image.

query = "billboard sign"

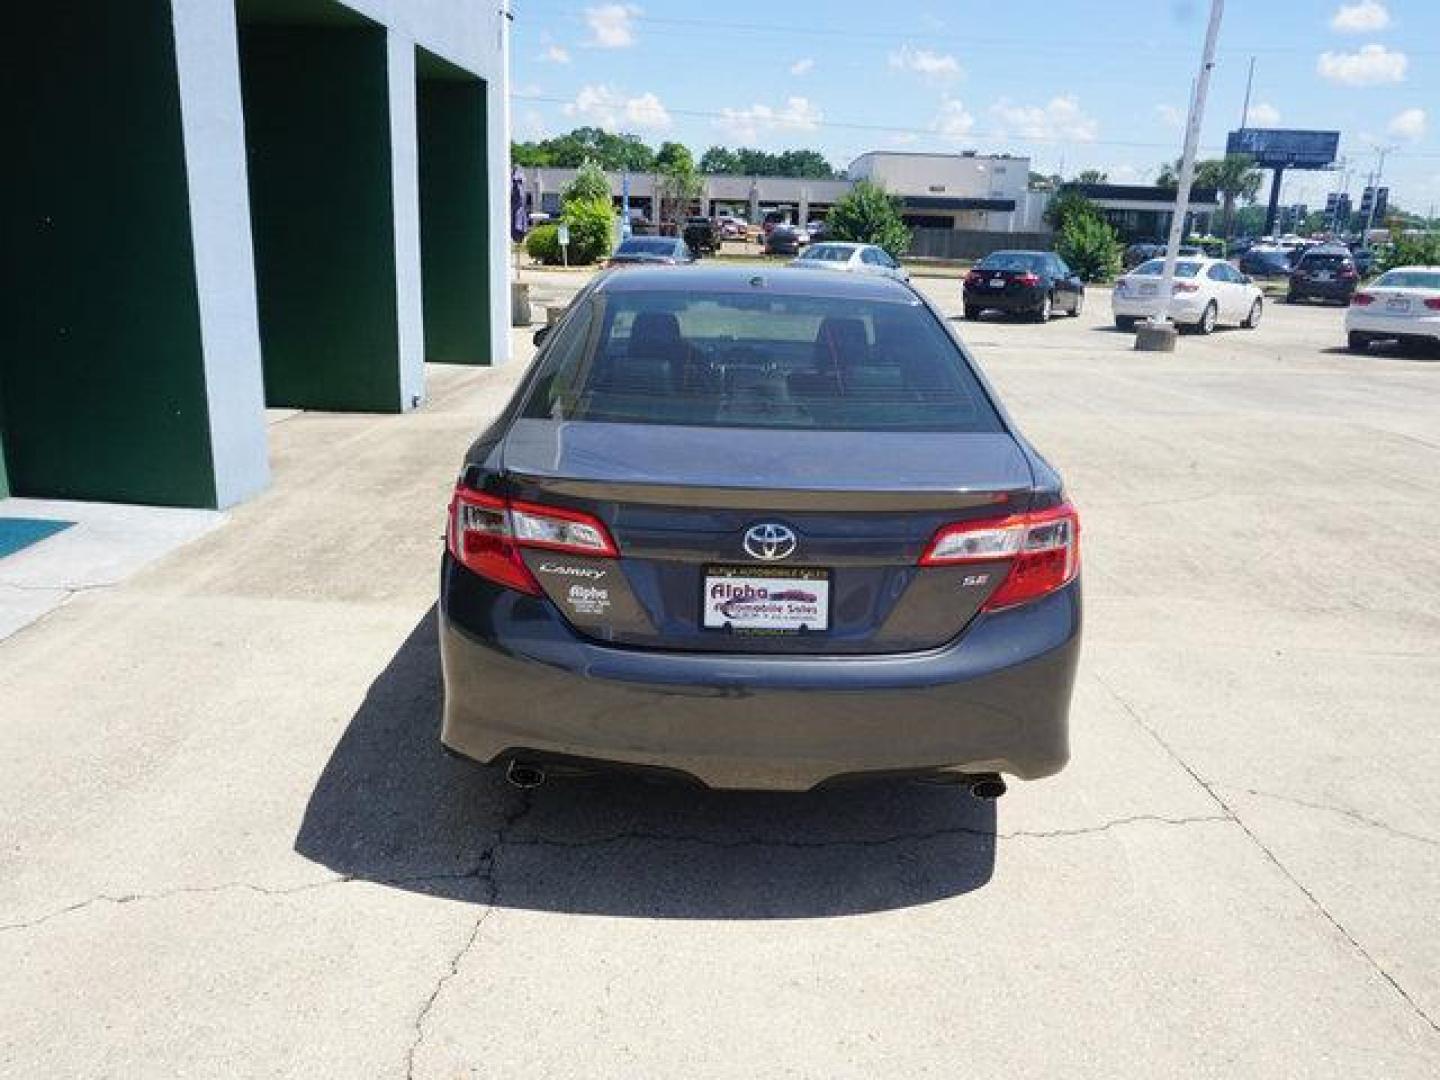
[1225,129,1340,169]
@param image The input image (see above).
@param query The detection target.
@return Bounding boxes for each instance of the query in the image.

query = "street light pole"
[1361,145,1393,240]
[1139,0,1225,349]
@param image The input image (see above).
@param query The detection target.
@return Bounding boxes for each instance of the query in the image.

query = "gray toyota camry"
[440,266,1080,794]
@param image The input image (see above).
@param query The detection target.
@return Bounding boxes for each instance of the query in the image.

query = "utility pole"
[1239,56,1255,128]
[1361,145,1393,239]
[1139,0,1225,350]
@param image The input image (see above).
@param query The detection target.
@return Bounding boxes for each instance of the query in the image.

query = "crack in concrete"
[403,791,535,1080]
[1219,785,1440,851]
[500,812,1233,852]
[1093,672,1440,1037]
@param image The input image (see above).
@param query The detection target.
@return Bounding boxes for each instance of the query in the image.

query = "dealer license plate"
[990,278,1006,287]
[703,566,831,632]
[1387,297,1411,312]
[1139,283,1158,297]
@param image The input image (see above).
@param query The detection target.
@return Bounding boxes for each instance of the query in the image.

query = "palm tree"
[1203,154,1262,238]
[1154,154,1261,238]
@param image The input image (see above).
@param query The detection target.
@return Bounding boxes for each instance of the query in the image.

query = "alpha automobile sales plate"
[702,566,831,632]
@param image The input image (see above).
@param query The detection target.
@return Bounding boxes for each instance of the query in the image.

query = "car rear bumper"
[1111,293,1206,324]
[964,286,1045,312]
[1345,309,1440,339]
[439,557,1080,790]
[1290,280,1355,300]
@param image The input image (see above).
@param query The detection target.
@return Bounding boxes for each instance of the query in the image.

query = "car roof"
[1381,265,1440,273]
[981,249,1051,257]
[593,264,916,301]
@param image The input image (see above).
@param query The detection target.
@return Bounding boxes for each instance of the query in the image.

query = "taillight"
[1351,292,1375,306]
[447,486,617,595]
[1424,298,1440,310]
[964,270,983,286]
[1339,268,1357,280]
[920,503,1080,611]
[1173,281,1199,293]
[1017,272,1040,286]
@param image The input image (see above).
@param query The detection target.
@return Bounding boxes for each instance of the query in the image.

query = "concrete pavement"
[2,277,1437,1077]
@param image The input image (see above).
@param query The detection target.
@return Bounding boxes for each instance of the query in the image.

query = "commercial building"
[1058,183,1220,242]
[522,151,1044,237]
[2,0,510,510]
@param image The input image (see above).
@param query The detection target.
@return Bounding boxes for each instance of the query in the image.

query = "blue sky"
[510,0,1440,213]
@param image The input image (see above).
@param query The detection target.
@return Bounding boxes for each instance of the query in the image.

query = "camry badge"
[743,523,798,561]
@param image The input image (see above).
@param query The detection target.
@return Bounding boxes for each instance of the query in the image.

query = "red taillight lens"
[447,487,617,594]
[1424,297,1440,310]
[1351,292,1375,306]
[1339,268,1357,280]
[964,270,982,286]
[1017,272,1040,286]
[920,503,1080,611]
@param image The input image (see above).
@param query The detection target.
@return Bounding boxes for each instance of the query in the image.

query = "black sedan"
[441,266,1081,793]
[764,225,804,256]
[963,251,1085,322]
[605,236,695,268]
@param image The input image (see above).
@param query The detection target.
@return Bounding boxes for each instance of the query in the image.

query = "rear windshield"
[799,245,856,262]
[1300,253,1351,270]
[1374,270,1440,289]
[977,252,1046,273]
[522,289,1003,433]
[1133,259,1202,278]
[616,238,677,256]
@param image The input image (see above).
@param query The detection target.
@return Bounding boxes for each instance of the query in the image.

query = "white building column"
[385,32,425,408]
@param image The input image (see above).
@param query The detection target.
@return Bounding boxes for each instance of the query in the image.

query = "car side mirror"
[532,325,552,347]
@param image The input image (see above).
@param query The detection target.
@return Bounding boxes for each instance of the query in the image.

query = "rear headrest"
[812,316,868,372]
[629,311,683,357]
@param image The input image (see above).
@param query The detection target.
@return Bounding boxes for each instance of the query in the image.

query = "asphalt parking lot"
[3,270,1438,1078]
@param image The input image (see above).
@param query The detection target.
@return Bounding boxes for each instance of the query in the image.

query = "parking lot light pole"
[1137,0,1226,352]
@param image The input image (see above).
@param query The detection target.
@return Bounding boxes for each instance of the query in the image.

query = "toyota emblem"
[743,523,798,561]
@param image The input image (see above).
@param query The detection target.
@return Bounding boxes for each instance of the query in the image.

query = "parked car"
[789,242,908,281]
[1352,247,1377,276]
[605,236,695,267]
[1239,246,1296,279]
[682,216,719,256]
[1112,256,1263,334]
[1287,245,1360,304]
[764,225,804,256]
[1123,242,1163,269]
[805,220,827,241]
[1345,266,1440,353]
[440,265,1081,792]
[962,251,1084,322]
[718,216,746,240]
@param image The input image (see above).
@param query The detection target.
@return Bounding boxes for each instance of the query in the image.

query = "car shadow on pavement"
[295,608,997,919]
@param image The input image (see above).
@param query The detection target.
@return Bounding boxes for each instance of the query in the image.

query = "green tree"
[563,160,612,207]
[1378,228,1440,272]
[827,181,910,259]
[700,146,741,173]
[1044,189,1101,231]
[656,153,704,227]
[1200,154,1262,238]
[654,141,695,173]
[1073,169,1109,184]
[561,198,615,264]
[1056,213,1122,282]
[775,149,837,178]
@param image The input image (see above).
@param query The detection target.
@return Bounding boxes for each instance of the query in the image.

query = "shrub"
[561,198,615,265]
[1056,213,1122,283]
[525,223,561,265]
[1044,190,1100,232]
[1378,230,1440,272]
[826,181,911,259]
[563,160,611,207]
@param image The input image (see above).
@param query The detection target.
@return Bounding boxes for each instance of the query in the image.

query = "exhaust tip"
[968,775,1007,800]
[506,761,546,789]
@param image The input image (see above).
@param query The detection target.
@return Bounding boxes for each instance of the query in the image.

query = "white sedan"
[789,241,909,281]
[1112,257,1263,334]
[1345,266,1440,352]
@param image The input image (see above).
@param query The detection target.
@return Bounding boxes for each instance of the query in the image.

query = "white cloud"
[563,84,671,131]
[584,4,640,48]
[991,96,1098,142]
[624,91,671,130]
[516,109,549,141]
[714,97,822,142]
[1245,102,1281,127]
[1317,44,1407,85]
[888,131,919,147]
[541,45,571,64]
[1330,1,1390,32]
[888,45,962,81]
[1154,104,1184,129]
[934,98,976,141]
[790,58,815,76]
[1387,107,1426,141]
